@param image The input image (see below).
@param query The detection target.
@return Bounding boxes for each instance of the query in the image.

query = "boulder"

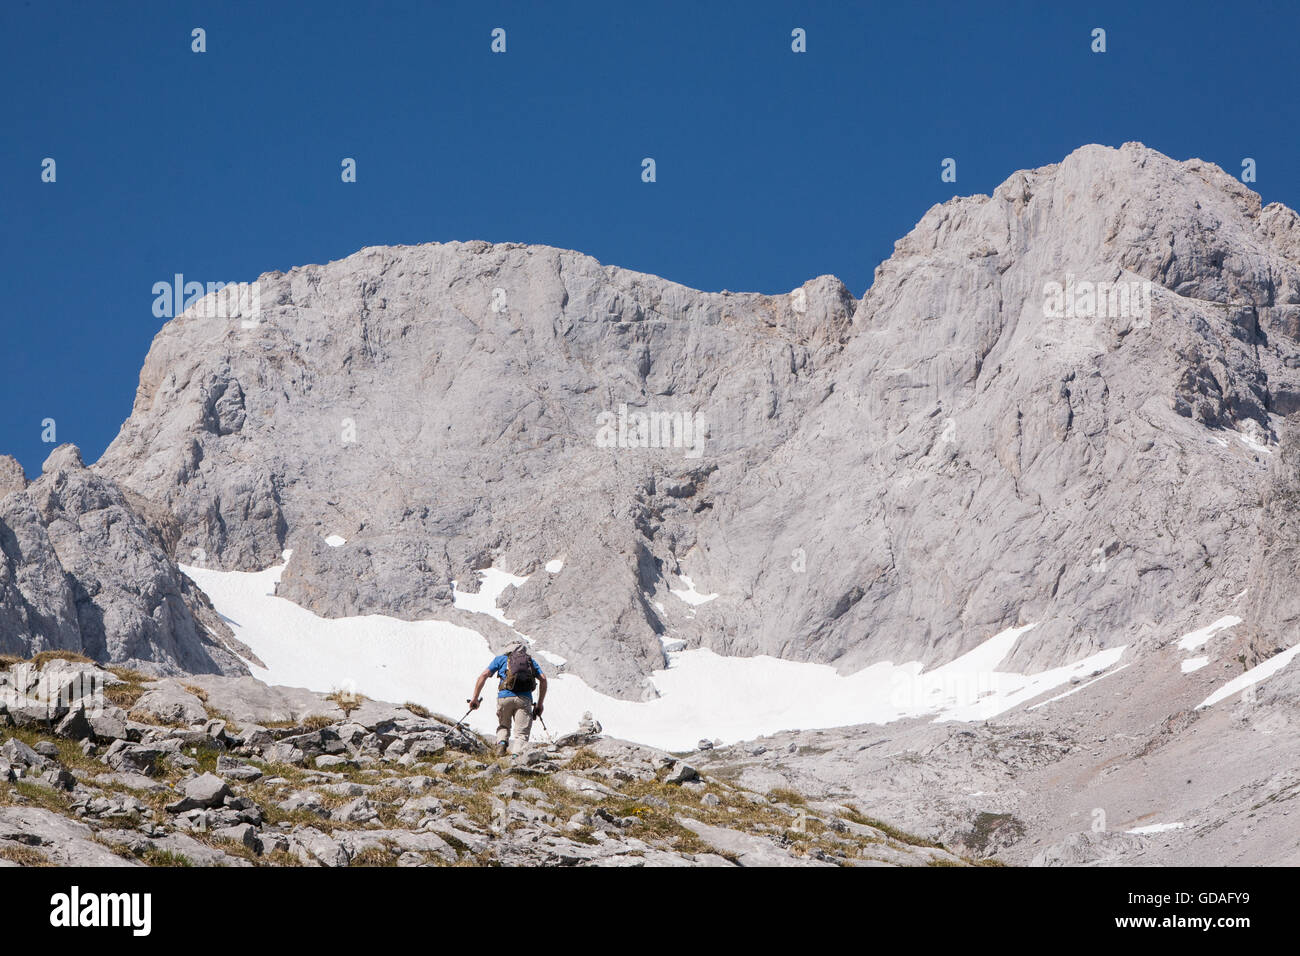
[164,773,231,813]
[101,741,163,776]
[131,683,209,725]
[54,706,94,740]
[288,828,349,867]
[330,798,380,824]
[0,806,141,867]
[0,738,48,771]
[86,707,132,743]
[677,817,834,867]
[213,823,261,853]
[663,762,699,784]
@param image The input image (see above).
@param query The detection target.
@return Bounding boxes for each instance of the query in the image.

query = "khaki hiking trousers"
[495,696,534,752]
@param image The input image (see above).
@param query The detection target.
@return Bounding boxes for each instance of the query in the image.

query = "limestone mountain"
[5,141,1300,706]
[80,142,1300,701]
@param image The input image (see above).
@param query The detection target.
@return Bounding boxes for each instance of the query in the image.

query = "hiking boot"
[496,741,508,756]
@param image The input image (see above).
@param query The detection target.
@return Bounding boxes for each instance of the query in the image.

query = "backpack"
[501,645,536,694]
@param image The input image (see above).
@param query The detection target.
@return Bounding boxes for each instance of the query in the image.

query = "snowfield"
[669,574,718,607]
[1127,822,1186,835]
[1175,616,1241,652]
[1198,642,1300,709]
[184,557,1131,751]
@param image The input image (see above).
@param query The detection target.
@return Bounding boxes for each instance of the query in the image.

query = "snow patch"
[453,568,529,626]
[1238,429,1272,455]
[1198,642,1300,709]
[544,558,564,574]
[1028,661,1133,710]
[1175,616,1240,652]
[324,534,346,547]
[670,574,717,606]
[1181,657,1209,674]
[182,562,1136,752]
[1126,822,1185,835]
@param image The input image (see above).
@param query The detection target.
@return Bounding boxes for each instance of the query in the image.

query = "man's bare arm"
[533,673,548,716]
[469,669,491,709]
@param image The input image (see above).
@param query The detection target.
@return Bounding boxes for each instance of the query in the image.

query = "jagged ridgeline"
[5,142,1300,699]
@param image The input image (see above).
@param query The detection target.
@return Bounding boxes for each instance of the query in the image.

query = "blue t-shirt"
[488,653,543,701]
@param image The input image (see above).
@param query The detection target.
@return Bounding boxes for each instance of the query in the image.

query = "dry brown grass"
[105,681,148,710]
[5,727,100,775]
[106,666,154,684]
[839,804,945,849]
[30,650,94,667]
[326,689,366,717]
[0,844,54,866]
[140,848,193,867]
[564,748,607,770]
[767,787,807,806]
[4,780,73,814]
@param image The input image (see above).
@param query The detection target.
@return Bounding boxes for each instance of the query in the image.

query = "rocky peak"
[0,443,245,675]
[41,443,84,475]
[6,142,1297,699]
[0,455,26,500]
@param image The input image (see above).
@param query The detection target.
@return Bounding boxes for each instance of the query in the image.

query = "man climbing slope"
[468,641,547,755]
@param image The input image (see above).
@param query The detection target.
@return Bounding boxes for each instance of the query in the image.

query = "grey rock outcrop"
[163,772,231,813]
[0,444,245,676]
[0,656,980,867]
[0,806,141,867]
[131,683,210,725]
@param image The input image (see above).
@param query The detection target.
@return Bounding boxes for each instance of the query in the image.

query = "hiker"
[468,642,547,755]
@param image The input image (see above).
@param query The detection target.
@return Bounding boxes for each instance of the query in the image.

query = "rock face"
[12,140,1299,699]
[0,447,245,676]
[94,239,858,697]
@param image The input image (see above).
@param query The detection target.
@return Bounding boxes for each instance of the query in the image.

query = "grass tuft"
[564,748,608,770]
[840,804,944,849]
[326,689,366,717]
[30,651,94,667]
[767,787,807,806]
[0,844,54,866]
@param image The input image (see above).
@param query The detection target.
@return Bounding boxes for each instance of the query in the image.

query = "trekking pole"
[535,713,554,747]
[457,701,476,726]
[454,699,485,751]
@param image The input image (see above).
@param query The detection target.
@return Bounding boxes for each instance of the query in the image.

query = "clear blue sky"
[3,0,1298,477]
